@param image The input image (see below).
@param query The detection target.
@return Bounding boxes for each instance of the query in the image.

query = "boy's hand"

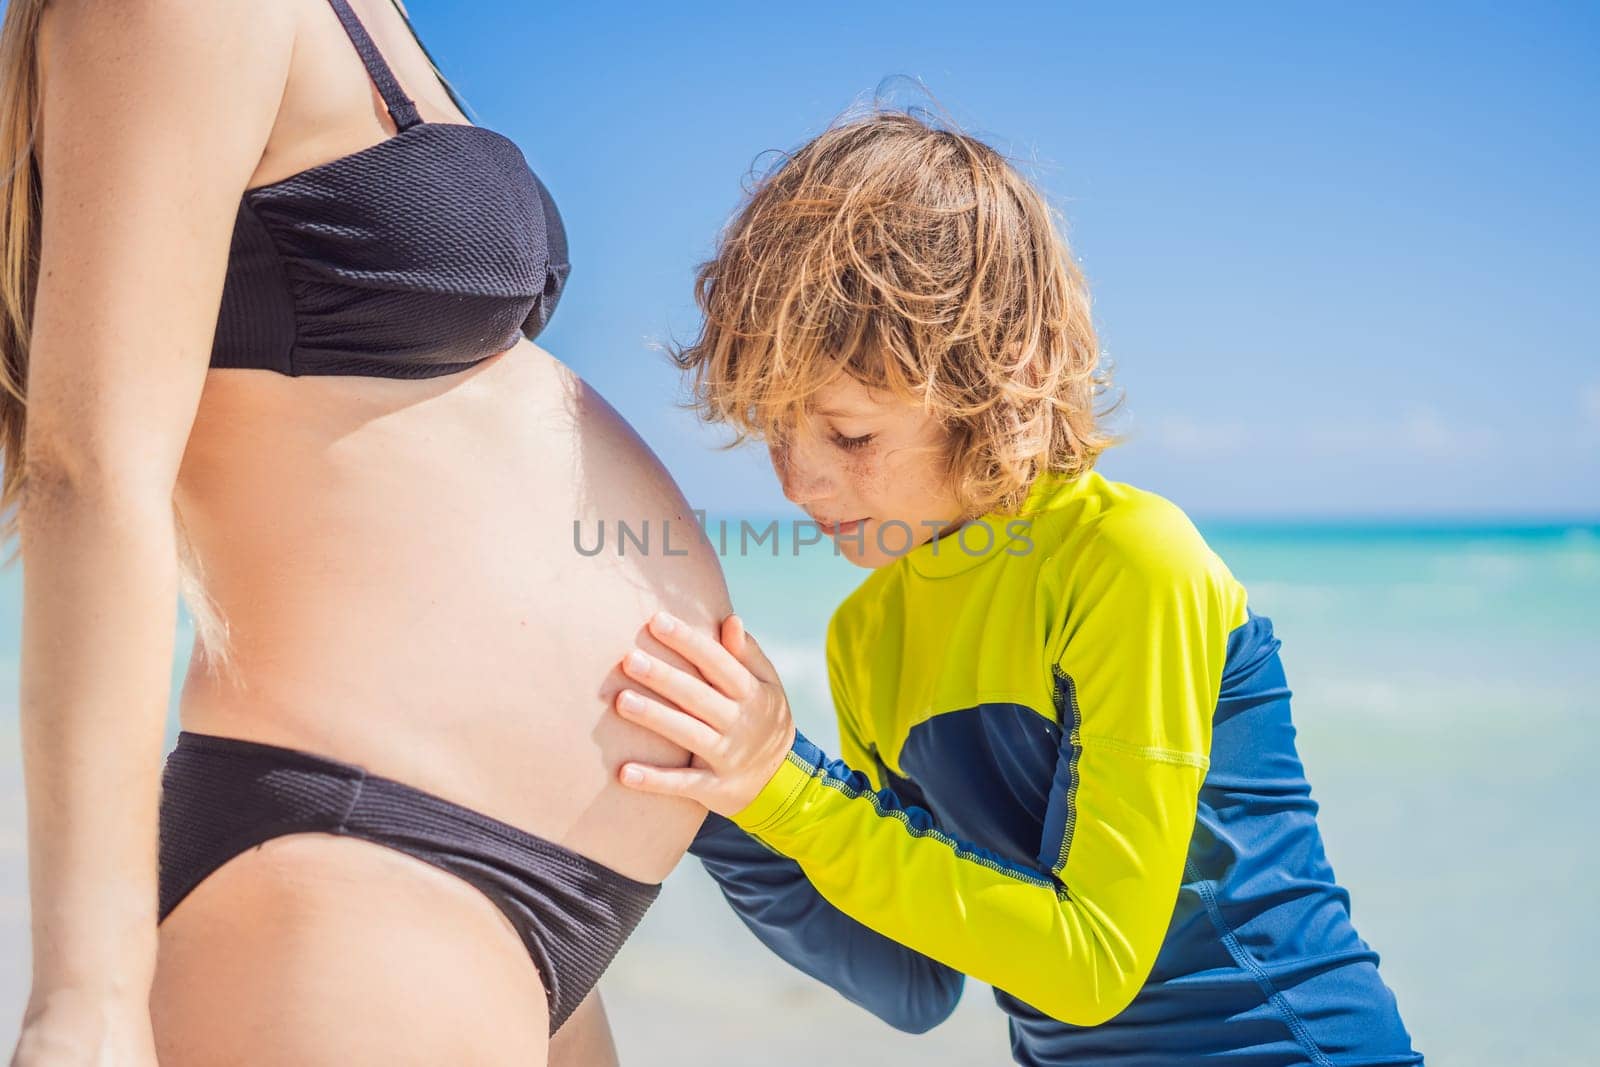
[614,612,797,817]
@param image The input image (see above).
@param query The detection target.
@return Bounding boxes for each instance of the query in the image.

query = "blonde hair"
[670,104,1117,520]
[0,0,235,676]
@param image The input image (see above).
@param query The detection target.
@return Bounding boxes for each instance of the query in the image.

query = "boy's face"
[767,374,968,569]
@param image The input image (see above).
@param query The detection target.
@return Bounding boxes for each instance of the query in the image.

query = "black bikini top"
[210,0,569,378]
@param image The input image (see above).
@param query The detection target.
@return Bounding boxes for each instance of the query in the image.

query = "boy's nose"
[769,436,835,506]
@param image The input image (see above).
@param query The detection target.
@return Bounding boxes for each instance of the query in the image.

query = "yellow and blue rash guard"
[690,471,1422,1066]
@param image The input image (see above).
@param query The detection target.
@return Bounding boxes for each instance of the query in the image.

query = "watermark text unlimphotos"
[571,511,1035,560]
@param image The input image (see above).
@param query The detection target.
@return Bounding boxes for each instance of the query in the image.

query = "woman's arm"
[617,505,1248,1026]
[12,1,290,1059]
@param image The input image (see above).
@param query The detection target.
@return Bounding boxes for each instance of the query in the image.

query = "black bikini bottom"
[158,730,660,1034]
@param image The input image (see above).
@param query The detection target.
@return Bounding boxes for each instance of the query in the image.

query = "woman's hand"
[10,988,158,1067]
[613,612,796,817]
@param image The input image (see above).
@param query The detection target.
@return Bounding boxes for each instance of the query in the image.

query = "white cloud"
[1581,383,1600,435]
[1138,415,1254,457]
[1130,407,1500,462]
[1302,407,1487,459]
[1399,407,1481,459]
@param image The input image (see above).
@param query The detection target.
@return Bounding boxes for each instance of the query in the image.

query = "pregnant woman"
[4,1,723,1063]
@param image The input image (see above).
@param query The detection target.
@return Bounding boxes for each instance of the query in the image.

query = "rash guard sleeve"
[688,813,965,1033]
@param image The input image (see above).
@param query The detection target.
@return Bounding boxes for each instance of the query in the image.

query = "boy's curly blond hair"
[669,105,1116,520]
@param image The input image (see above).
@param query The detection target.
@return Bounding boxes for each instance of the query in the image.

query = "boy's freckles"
[759,376,972,567]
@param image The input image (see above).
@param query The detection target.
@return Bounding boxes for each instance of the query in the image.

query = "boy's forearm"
[690,813,964,1033]
[732,731,1198,1027]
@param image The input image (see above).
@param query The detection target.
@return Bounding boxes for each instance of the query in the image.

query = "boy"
[613,109,1422,1066]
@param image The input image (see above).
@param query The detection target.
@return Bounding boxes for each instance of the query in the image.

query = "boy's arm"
[687,642,963,1034]
[687,812,964,1033]
[731,509,1245,1026]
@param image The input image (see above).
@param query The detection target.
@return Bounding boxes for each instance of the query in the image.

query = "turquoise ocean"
[2,521,1596,1064]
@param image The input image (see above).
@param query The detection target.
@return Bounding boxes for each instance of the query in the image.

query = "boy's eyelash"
[832,432,875,451]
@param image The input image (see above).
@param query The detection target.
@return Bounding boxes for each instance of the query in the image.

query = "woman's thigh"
[549,990,619,1067]
[151,833,550,1066]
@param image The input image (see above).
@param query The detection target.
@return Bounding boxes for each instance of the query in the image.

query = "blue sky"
[408,0,1596,519]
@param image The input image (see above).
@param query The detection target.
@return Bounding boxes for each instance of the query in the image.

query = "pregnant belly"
[173,342,725,882]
